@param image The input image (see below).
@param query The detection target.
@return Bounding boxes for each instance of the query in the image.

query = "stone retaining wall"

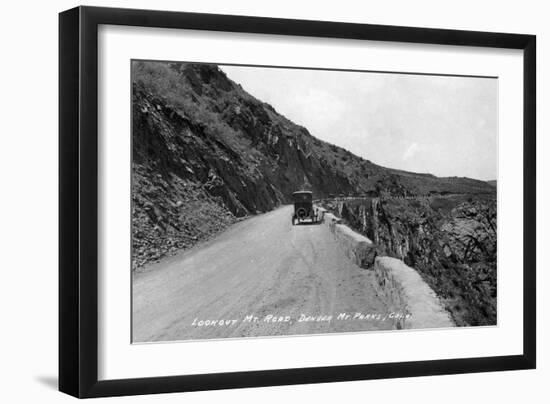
[318,207,454,329]
[373,257,454,329]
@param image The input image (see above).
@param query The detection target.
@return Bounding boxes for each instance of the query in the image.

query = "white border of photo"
[98,25,523,381]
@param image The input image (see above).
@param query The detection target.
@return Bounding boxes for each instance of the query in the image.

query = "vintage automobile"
[291,191,320,225]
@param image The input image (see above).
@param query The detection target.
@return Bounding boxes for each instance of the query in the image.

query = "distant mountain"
[487,180,497,187]
[131,61,495,268]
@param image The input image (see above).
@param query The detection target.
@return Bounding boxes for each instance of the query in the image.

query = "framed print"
[59,6,536,398]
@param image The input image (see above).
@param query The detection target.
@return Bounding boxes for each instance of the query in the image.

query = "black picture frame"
[59,6,536,398]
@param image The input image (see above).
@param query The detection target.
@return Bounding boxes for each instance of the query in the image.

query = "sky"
[221,65,498,181]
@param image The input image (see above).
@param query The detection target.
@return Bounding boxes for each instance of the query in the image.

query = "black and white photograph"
[131,60,497,343]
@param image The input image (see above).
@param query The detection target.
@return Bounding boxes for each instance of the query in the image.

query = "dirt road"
[133,205,395,342]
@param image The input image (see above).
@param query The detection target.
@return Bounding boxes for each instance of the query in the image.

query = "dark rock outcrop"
[323,195,497,326]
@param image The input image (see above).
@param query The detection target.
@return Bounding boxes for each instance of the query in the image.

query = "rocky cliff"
[322,195,497,326]
[131,61,496,270]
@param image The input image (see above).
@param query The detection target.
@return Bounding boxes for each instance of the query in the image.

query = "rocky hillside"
[131,61,496,270]
[322,195,497,326]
